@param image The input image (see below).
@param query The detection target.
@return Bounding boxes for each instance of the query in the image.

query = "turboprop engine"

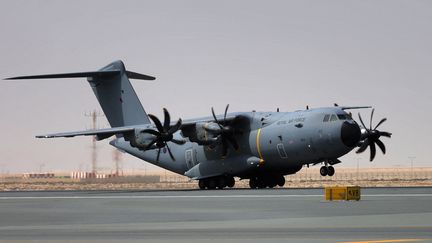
[127,128,157,149]
[195,122,220,145]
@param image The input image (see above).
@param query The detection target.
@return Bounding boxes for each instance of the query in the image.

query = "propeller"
[206,104,239,157]
[141,108,185,161]
[356,108,392,161]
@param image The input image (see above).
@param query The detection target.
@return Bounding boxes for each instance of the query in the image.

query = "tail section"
[5,60,154,127]
[89,60,152,127]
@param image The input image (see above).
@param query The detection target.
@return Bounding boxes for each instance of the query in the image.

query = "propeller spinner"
[356,109,392,161]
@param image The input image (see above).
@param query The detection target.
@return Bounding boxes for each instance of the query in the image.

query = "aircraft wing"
[36,126,136,140]
[180,113,239,127]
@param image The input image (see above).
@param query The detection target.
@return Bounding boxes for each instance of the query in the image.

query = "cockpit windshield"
[323,113,353,122]
[337,114,352,120]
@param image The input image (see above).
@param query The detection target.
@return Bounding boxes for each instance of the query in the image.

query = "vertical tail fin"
[88,60,152,127]
[5,60,154,127]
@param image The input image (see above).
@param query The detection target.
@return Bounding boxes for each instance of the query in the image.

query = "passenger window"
[323,114,330,122]
[330,114,338,121]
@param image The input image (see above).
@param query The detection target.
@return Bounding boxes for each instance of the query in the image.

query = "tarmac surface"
[0,187,431,243]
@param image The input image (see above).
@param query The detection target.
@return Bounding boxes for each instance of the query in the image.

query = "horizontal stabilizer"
[36,126,136,140]
[341,106,372,110]
[5,70,155,81]
[125,71,156,80]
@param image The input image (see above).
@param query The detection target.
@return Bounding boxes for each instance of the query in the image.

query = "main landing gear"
[249,175,285,189]
[198,176,235,190]
[320,165,335,177]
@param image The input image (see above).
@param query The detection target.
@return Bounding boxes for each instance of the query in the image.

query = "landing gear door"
[185,149,195,169]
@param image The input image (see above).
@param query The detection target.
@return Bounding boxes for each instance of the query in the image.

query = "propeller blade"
[148,114,164,132]
[168,118,182,134]
[211,107,223,129]
[165,143,175,161]
[356,138,370,153]
[379,131,392,138]
[370,108,375,130]
[225,134,239,150]
[224,104,229,123]
[358,113,368,131]
[375,138,386,154]
[156,148,161,161]
[140,129,160,136]
[171,138,186,145]
[374,118,387,130]
[163,108,171,131]
[369,141,376,161]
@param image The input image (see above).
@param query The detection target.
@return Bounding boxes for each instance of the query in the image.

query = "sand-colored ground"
[1,167,431,191]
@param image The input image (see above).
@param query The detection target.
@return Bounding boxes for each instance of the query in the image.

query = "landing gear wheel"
[226,177,235,188]
[207,179,217,190]
[268,181,276,188]
[198,180,205,190]
[277,176,285,187]
[249,178,258,189]
[327,166,335,176]
[217,177,226,189]
[257,178,266,189]
[320,166,328,176]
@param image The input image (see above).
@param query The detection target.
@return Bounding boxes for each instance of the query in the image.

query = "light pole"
[356,157,361,181]
[408,156,416,179]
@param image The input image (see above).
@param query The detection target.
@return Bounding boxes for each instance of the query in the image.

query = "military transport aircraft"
[6,60,392,189]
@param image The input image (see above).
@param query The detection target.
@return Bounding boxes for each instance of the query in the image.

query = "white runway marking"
[0,194,431,200]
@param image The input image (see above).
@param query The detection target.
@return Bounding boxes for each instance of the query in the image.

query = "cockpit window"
[323,114,330,122]
[330,114,338,121]
[337,114,347,120]
[338,114,353,120]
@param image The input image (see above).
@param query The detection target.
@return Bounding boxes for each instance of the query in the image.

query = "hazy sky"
[0,0,431,173]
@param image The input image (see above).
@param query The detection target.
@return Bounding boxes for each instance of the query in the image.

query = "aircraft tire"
[207,178,217,190]
[257,178,266,189]
[249,178,258,189]
[277,176,285,187]
[268,183,275,189]
[226,177,235,188]
[327,166,335,176]
[320,166,328,176]
[198,180,206,190]
[217,177,226,189]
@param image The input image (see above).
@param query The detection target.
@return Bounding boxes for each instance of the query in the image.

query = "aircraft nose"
[340,121,361,147]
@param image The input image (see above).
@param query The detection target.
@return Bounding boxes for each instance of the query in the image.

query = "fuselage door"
[185,149,195,169]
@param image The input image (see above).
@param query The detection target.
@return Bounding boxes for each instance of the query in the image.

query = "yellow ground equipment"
[324,186,361,201]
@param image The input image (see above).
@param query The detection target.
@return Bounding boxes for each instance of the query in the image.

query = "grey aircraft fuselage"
[111,107,356,180]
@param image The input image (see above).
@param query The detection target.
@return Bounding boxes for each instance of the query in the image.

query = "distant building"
[23,173,55,179]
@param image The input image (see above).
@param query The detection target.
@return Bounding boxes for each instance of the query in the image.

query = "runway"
[0,188,431,243]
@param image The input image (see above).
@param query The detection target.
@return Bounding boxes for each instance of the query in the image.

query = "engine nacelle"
[125,128,156,150]
[194,122,220,145]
